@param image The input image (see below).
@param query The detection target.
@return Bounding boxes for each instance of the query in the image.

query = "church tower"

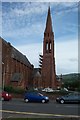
[42,6,56,88]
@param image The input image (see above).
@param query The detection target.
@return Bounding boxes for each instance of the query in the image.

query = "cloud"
[55,39,78,74]
[2,2,48,18]
[15,43,43,68]
[2,21,44,45]
[2,0,80,2]
[53,2,78,15]
[13,38,78,75]
[12,2,48,16]
[69,58,78,62]
[2,2,48,37]
[2,2,78,33]
[1,2,78,75]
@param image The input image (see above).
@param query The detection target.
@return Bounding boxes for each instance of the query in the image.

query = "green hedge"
[4,85,25,94]
[45,90,69,95]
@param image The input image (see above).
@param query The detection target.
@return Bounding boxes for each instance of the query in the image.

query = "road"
[1,98,80,118]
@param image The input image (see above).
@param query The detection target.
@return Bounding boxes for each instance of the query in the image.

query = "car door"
[28,93,36,102]
[32,93,42,102]
[67,93,79,103]
[28,93,41,102]
[73,93,80,103]
[64,94,75,103]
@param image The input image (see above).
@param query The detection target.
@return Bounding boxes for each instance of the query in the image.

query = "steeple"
[45,6,53,33]
[42,6,57,88]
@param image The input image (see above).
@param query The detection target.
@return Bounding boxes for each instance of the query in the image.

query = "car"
[56,92,80,104]
[0,91,12,101]
[42,87,54,92]
[33,88,38,91]
[24,92,49,103]
[63,87,68,92]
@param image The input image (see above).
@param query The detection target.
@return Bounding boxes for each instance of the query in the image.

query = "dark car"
[0,91,12,101]
[24,92,49,103]
[56,92,80,104]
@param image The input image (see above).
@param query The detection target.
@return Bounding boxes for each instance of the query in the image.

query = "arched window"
[50,42,51,50]
[48,41,51,53]
[46,42,48,51]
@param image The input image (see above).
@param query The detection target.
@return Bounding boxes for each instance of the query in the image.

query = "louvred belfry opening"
[42,6,56,88]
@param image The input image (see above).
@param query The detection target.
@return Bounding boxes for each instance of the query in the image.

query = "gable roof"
[2,37,33,68]
[11,47,32,68]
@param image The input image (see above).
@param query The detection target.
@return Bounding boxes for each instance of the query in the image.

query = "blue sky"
[1,2,78,75]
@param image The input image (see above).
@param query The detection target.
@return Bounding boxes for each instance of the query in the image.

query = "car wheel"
[42,99,45,103]
[60,99,65,104]
[25,99,29,103]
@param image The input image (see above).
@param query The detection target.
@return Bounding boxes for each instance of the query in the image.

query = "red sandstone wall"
[2,39,33,89]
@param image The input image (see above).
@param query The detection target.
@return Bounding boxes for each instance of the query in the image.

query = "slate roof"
[2,37,32,68]
[11,47,32,68]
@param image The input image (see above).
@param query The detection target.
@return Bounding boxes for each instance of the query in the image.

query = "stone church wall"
[1,38,33,89]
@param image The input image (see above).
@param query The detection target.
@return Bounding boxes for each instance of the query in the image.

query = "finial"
[49,2,50,7]
[48,2,51,13]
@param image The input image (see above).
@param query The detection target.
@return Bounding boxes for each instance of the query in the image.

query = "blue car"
[56,92,80,104]
[24,92,49,103]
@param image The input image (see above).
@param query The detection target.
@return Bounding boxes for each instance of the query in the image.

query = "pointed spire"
[45,6,53,33]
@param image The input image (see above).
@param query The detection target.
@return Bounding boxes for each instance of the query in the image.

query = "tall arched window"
[48,41,51,53]
[50,42,51,50]
[46,42,48,51]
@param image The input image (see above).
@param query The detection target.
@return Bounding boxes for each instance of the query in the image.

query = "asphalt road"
[1,98,80,118]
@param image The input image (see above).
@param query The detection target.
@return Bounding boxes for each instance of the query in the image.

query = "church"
[1,37,33,89]
[1,6,61,90]
[34,6,61,89]
[41,6,56,88]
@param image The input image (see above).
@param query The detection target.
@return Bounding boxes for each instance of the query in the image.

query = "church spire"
[42,5,57,89]
[45,6,53,33]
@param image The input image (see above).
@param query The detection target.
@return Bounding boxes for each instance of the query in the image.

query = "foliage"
[62,73,80,82]
[4,85,13,93]
[62,73,80,91]
[4,85,25,94]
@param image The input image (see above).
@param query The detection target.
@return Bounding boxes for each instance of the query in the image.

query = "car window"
[38,93,43,96]
[69,92,80,96]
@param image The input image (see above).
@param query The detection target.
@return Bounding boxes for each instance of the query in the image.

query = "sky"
[1,1,79,75]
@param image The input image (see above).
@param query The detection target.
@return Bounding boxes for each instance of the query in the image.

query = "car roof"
[68,92,80,95]
[25,91,39,94]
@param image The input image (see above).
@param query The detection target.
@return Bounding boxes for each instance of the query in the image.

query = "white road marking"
[0,109,80,118]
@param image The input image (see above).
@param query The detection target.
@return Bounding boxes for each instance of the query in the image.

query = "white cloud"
[14,38,78,75]
[55,39,78,74]
[2,3,47,37]
[2,22,44,43]
[2,2,78,33]
[1,1,78,75]
[2,0,80,2]
[15,43,43,68]
[12,3,48,17]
